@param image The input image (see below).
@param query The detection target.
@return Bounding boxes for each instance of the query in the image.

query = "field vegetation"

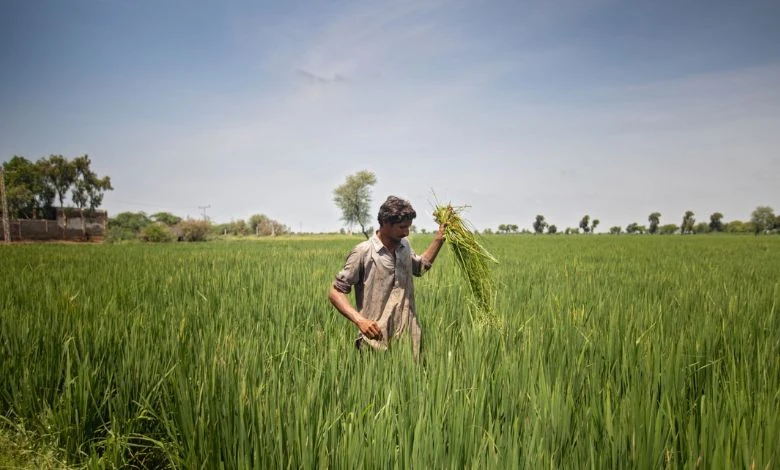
[1,235,778,468]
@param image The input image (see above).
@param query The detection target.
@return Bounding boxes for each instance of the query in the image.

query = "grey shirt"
[333,234,432,353]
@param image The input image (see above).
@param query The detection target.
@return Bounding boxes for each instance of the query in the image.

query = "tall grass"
[1,235,778,468]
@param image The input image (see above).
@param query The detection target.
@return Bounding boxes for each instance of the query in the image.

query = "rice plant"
[433,204,499,327]
[0,235,778,468]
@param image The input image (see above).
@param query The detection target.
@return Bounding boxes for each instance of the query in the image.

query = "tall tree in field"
[681,210,695,234]
[532,215,547,234]
[333,171,377,239]
[750,206,775,234]
[591,219,600,233]
[648,212,661,234]
[579,215,591,233]
[709,212,724,232]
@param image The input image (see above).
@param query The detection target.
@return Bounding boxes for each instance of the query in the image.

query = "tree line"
[107,211,289,242]
[331,171,778,237]
[1,155,112,220]
[491,208,779,235]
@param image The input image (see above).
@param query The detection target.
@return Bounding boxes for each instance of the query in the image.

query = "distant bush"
[106,227,138,243]
[140,223,175,243]
[177,219,211,242]
[108,211,151,232]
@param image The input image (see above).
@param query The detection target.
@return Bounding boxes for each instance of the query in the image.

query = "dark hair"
[377,196,417,226]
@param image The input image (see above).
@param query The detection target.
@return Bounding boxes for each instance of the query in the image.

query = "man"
[328,196,447,358]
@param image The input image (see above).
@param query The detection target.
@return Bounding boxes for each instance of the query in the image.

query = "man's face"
[383,220,412,242]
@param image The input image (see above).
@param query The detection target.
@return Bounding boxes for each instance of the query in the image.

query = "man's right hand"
[329,286,383,340]
[357,318,383,340]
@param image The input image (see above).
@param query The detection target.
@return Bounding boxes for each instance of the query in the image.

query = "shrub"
[176,219,211,242]
[140,223,175,243]
[106,227,138,243]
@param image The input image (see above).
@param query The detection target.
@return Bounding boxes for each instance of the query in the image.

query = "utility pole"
[1,167,10,243]
[197,205,211,221]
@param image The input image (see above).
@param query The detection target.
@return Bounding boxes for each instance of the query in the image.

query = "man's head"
[376,196,416,243]
[377,196,416,227]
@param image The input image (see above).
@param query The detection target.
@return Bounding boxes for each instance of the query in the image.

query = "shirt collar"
[370,233,406,254]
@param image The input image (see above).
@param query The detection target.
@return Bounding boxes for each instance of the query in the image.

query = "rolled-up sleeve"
[333,248,362,293]
[412,253,432,277]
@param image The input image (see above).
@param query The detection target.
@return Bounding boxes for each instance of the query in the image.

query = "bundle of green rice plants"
[433,204,499,328]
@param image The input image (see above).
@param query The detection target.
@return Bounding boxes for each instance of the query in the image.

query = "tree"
[648,212,661,234]
[681,211,695,235]
[547,224,557,234]
[497,224,508,234]
[750,206,776,234]
[509,224,519,233]
[177,219,211,241]
[533,215,547,234]
[2,156,54,219]
[109,212,151,232]
[591,219,600,233]
[724,220,746,233]
[609,226,622,234]
[660,223,678,235]
[151,212,182,226]
[41,155,76,214]
[579,215,591,233]
[626,223,646,234]
[107,211,152,241]
[693,222,710,234]
[248,213,288,236]
[227,219,250,236]
[709,212,724,232]
[333,171,377,239]
[140,223,176,243]
[71,155,113,237]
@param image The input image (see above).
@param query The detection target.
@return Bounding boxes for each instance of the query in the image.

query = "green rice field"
[1,235,778,468]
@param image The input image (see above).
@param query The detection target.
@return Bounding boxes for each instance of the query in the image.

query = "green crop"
[433,204,499,328]
[0,235,778,468]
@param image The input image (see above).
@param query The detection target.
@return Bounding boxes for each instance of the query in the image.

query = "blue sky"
[1,0,779,232]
